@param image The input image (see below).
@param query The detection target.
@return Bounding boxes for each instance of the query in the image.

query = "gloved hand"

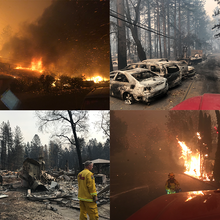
[93,196,98,202]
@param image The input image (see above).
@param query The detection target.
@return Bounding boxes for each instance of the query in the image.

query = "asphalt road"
[110,54,220,110]
[110,171,218,220]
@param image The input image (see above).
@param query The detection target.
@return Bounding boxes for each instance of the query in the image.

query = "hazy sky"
[0,0,217,32]
[0,0,109,78]
[0,110,109,146]
[204,0,218,18]
[0,0,52,32]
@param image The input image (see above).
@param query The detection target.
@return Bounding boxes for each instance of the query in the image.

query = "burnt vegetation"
[10,73,93,94]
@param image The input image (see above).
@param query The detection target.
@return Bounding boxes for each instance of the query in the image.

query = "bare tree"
[36,110,88,170]
[13,126,24,170]
[101,111,110,138]
[125,0,146,61]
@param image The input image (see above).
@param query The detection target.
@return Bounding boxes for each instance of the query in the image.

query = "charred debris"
[0,158,110,210]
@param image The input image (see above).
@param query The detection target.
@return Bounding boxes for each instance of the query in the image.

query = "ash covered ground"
[0,171,110,220]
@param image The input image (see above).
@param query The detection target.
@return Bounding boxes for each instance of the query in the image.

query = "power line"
[110,9,175,40]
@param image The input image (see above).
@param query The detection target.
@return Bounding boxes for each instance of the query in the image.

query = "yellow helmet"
[168,172,175,178]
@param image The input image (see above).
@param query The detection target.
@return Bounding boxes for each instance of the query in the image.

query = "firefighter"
[78,161,98,220]
[165,172,180,194]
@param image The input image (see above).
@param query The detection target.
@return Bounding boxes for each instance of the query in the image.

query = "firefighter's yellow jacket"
[78,168,97,202]
[165,178,180,191]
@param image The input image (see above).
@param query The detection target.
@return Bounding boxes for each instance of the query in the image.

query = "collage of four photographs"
[0,0,220,219]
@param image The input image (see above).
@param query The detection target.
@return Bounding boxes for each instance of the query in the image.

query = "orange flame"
[84,75,108,83]
[177,132,212,181]
[15,58,44,73]
[185,191,204,202]
[178,140,201,178]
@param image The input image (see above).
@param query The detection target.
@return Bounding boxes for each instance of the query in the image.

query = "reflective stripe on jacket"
[78,168,97,202]
[165,179,179,190]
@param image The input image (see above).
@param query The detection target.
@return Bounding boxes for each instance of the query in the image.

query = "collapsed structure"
[0,158,110,219]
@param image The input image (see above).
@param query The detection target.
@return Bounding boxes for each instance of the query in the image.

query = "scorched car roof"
[112,68,158,75]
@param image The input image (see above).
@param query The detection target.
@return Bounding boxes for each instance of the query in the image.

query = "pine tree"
[0,121,13,170]
[30,134,42,160]
[14,126,24,170]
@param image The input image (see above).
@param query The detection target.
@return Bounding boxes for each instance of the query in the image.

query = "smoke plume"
[1,0,109,77]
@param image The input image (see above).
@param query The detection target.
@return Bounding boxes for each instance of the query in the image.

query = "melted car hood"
[127,190,220,220]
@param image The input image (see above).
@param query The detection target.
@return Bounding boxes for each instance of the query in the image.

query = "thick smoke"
[1,0,109,77]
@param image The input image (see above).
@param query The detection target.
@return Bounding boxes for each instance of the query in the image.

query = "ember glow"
[185,191,204,202]
[196,132,201,140]
[15,58,44,73]
[85,75,108,83]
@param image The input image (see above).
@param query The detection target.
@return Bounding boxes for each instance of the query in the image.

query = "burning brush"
[15,58,44,73]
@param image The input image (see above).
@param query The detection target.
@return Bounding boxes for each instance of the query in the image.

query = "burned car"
[122,62,150,71]
[141,60,182,88]
[169,60,188,77]
[168,60,195,78]
[110,68,168,104]
[187,66,196,77]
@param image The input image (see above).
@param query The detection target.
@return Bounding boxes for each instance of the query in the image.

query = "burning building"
[177,132,215,181]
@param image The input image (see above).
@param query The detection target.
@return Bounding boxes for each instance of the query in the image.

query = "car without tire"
[110,68,168,104]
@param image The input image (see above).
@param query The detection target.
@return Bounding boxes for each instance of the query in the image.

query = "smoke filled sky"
[111,111,218,167]
[0,0,52,33]
[0,0,109,78]
[118,110,167,147]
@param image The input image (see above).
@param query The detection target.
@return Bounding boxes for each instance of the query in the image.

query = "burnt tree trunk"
[147,0,152,58]
[162,0,167,58]
[126,27,131,61]
[157,1,162,58]
[117,0,127,69]
[174,0,177,59]
[167,0,170,59]
[67,110,83,171]
[178,0,181,58]
[125,0,146,61]
[187,6,190,57]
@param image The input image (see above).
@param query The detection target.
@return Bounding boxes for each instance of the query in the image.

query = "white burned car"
[141,60,182,88]
[110,68,168,104]
[168,60,195,77]
[187,65,196,77]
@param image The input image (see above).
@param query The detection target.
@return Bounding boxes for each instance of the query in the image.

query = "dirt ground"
[0,178,109,220]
